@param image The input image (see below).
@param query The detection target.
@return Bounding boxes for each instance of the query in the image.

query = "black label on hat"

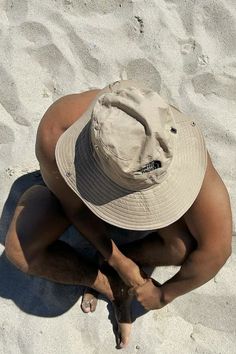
[137,160,162,173]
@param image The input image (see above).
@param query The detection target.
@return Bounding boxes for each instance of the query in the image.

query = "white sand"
[0,1,236,353]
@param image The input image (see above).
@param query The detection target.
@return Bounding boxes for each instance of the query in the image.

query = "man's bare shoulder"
[35,88,101,216]
[36,88,101,164]
[184,151,232,251]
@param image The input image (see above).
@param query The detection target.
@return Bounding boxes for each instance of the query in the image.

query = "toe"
[81,300,92,313]
[81,288,99,313]
[90,298,98,313]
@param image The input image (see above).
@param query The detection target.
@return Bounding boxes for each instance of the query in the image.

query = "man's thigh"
[5,185,71,268]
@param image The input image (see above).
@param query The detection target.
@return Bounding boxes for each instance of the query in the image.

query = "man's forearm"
[68,210,146,287]
[161,249,229,304]
[69,209,114,259]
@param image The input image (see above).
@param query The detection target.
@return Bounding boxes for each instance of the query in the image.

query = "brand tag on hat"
[137,160,162,174]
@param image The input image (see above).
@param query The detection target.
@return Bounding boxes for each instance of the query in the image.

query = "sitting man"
[5,80,232,348]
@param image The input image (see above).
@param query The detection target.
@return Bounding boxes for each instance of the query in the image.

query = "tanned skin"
[5,88,233,348]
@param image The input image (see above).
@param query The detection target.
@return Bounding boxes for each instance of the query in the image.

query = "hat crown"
[55,79,207,230]
[90,86,177,191]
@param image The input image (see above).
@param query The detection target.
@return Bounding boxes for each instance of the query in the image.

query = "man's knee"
[169,240,188,265]
[166,236,196,265]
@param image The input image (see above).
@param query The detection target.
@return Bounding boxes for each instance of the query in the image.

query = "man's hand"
[128,278,167,310]
[107,245,148,288]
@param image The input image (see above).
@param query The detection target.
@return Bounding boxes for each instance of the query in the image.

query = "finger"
[128,282,146,297]
[136,297,148,310]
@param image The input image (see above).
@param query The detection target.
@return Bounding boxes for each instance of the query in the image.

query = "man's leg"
[4,184,135,348]
[89,218,196,347]
[4,185,113,300]
[119,217,197,268]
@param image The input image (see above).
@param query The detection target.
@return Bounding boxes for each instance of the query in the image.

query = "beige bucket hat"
[55,79,207,230]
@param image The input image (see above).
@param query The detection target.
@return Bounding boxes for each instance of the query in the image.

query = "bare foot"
[113,295,132,349]
[81,288,99,313]
[100,262,133,348]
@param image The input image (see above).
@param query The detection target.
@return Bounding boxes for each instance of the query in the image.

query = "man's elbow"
[214,244,232,268]
[223,244,232,261]
[200,242,232,272]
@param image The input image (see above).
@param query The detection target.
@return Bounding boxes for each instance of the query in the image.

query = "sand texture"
[0,1,236,353]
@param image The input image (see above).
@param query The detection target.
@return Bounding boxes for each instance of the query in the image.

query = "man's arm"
[161,243,231,304]
[131,240,231,310]
[36,93,146,288]
[131,154,233,309]
[161,163,232,303]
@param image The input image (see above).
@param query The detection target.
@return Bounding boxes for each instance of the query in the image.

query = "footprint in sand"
[0,66,30,126]
[63,0,130,16]
[192,72,236,101]
[26,43,73,76]
[180,38,208,74]
[209,121,236,149]
[20,20,69,99]
[5,0,28,24]
[201,2,236,56]
[45,13,101,76]
[168,0,196,35]
[0,124,15,144]
[26,43,75,97]
[126,58,162,93]
[169,0,236,58]
[68,29,100,76]
[20,21,52,46]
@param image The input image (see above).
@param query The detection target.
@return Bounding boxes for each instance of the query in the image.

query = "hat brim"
[55,80,207,230]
